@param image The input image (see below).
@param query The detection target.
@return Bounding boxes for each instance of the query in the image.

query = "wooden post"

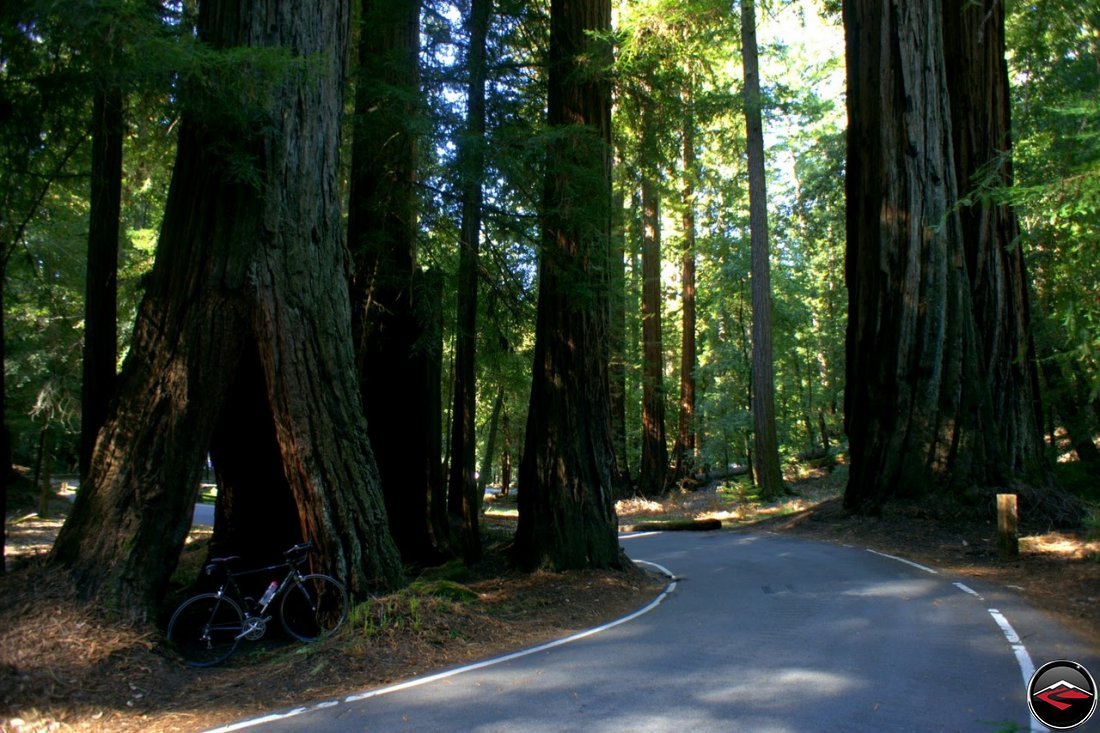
[997,493,1019,560]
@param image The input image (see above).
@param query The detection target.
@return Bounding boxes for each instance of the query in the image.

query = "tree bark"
[639,170,668,497]
[515,0,622,571]
[941,0,1046,479]
[80,88,123,482]
[741,0,785,500]
[447,0,492,563]
[843,0,995,511]
[608,180,631,495]
[673,106,697,483]
[51,0,403,619]
[350,0,441,563]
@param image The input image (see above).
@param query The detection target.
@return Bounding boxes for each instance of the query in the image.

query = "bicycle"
[166,540,348,667]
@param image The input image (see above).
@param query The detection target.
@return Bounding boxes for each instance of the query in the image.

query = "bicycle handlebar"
[284,540,314,562]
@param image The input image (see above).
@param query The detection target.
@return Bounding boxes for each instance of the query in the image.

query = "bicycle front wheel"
[279,574,348,642]
[166,593,244,667]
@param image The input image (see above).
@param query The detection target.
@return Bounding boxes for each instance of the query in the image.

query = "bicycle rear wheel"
[279,574,348,642]
[167,593,244,667]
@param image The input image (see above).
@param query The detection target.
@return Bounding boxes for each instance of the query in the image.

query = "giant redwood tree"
[51,0,403,619]
[940,0,1045,478]
[515,0,622,571]
[349,0,444,563]
[843,0,1049,515]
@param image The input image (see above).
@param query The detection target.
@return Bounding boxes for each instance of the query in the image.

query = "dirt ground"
[2,470,1098,733]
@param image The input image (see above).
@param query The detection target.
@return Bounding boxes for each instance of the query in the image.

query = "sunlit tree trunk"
[80,88,123,482]
[50,0,403,619]
[741,0,784,500]
[639,168,668,498]
[515,0,622,571]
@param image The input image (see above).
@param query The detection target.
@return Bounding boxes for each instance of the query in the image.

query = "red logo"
[1028,661,1097,730]
[1034,680,1093,711]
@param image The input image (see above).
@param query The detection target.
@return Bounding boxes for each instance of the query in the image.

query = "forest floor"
[2,465,1098,733]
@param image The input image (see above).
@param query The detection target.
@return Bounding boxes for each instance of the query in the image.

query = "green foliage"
[1007,0,1100,399]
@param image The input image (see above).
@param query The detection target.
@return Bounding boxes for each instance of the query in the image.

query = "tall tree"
[51,0,403,618]
[940,0,1045,478]
[672,98,697,483]
[447,0,492,563]
[740,0,785,499]
[515,0,622,571]
[842,0,1048,513]
[350,0,442,563]
[608,181,631,494]
[638,150,669,498]
[80,85,123,482]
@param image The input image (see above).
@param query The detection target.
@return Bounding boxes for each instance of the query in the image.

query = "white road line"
[865,548,939,574]
[868,547,1041,731]
[988,609,1043,733]
[201,558,678,733]
[953,581,983,599]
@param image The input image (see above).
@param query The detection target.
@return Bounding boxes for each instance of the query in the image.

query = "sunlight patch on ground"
[1021,532,1100,561]
[616,473,845,528]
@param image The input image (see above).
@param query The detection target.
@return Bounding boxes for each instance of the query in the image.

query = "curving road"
[207,531,1098,733]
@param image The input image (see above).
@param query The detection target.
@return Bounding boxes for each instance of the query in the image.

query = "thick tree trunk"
[941,0,1046,479]
[515,0,622,572]
[741,0,785,500]
[350,0,440,563]
[639,172,668,498]
[80,88,123,481]
[843,0,996,511]
[673,110,697,483]
[50,0,403,619]
[447,0,491,563]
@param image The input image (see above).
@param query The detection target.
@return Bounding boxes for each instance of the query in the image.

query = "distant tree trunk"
[350,0,441,563]
[941,0,1046,479]
[843,0,997,511]
[608,182,631,495]
[34,426,52,518]
[500,408,512,496]
[672,107,697,483]
[477,383,505,503]
[447,0,491,563]
[741,0,785,500]
[515,0,622,571]
[639,170,668,498]
[50,0,403,619]
[80,88,123,482]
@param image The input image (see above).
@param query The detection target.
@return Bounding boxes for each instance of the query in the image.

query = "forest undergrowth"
[2,465,1098,733]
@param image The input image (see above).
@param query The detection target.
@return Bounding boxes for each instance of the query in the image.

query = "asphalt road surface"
[206,530,1098,733]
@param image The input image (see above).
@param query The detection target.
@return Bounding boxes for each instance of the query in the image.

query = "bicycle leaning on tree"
[166,540,349,666]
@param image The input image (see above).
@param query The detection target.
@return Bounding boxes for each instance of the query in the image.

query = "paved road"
[207,531,1098,733]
